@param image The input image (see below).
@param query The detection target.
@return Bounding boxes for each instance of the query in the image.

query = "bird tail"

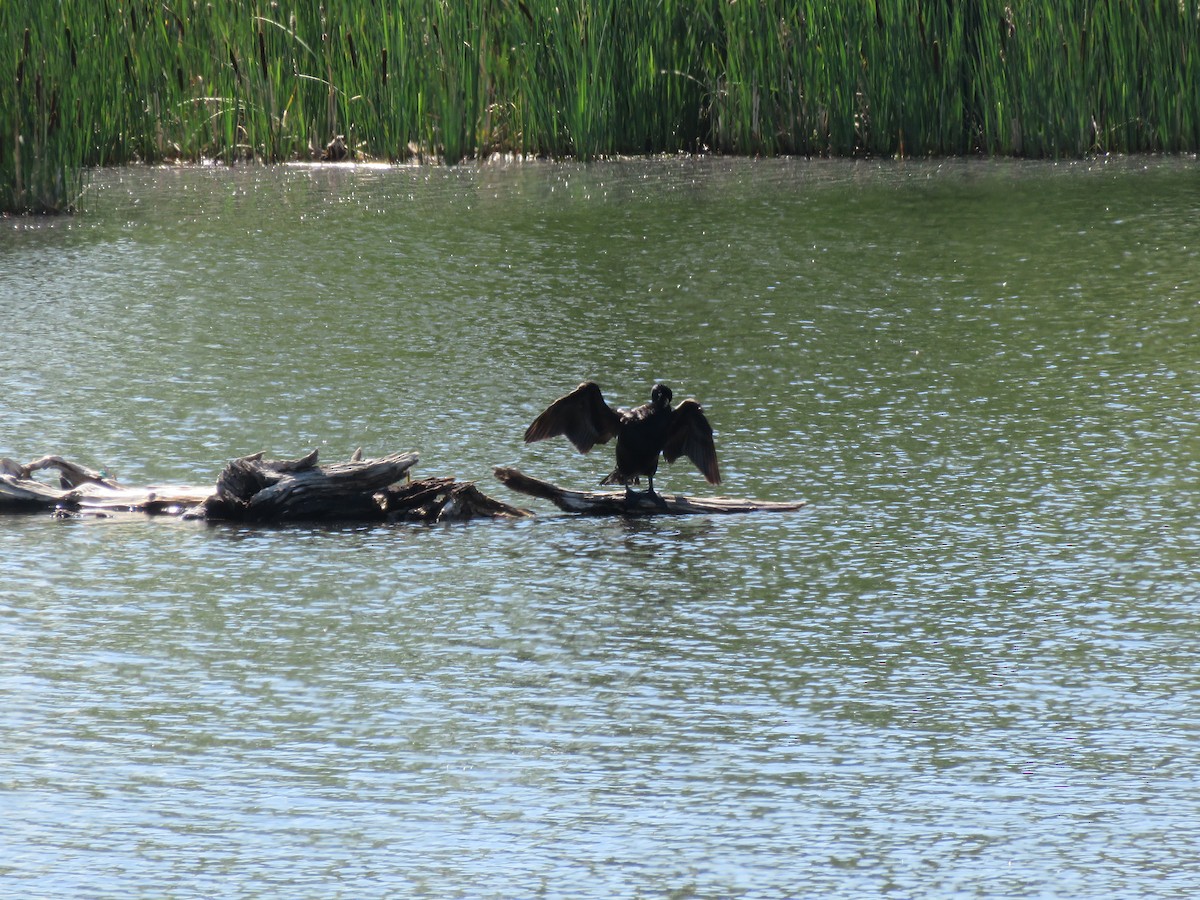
[600,470,638,486]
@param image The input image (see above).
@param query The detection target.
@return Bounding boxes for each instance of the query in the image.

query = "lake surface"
[2,156,1199,898]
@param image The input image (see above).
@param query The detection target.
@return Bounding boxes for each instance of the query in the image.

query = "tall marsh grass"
[4,0,1200,213]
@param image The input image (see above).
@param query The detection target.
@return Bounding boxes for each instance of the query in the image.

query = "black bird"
[524,381,720,496]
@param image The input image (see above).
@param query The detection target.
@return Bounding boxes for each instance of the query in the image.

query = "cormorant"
[524,381,720,496]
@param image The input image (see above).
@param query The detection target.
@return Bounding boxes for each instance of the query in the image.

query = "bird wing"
[523,381,623,454]
[663,399,721,484]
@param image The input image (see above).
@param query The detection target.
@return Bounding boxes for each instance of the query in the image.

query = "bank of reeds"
[4,1,1199,213]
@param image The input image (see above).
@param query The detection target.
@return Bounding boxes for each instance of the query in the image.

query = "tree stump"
[188,450,531,523]
[192,450,420,521]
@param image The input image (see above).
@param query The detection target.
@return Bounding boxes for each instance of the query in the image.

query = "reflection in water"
[2,158,1200,897]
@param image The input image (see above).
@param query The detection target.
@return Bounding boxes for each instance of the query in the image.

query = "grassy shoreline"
[5,1,1200,213]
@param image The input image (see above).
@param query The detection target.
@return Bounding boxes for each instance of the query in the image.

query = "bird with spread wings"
[524,381,720,496]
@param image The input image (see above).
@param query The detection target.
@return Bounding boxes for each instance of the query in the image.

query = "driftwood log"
[493,466,807,516]
[1,454,804,523]
[0,455,212,516]
[0,452,530,524]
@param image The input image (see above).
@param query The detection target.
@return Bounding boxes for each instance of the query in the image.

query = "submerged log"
[493,466,807,516]
[0,451,530,524]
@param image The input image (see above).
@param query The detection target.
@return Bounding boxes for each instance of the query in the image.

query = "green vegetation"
[5,0,1200,213]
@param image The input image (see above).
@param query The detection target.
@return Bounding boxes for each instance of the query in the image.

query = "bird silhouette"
[524,381,720,496]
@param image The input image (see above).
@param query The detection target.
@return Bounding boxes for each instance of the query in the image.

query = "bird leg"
[623,475,655,497]
[624,477,667,506]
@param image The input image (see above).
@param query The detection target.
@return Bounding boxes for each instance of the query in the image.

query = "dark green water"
[2,157,1199,898]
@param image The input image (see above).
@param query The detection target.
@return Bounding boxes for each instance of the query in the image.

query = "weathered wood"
[193,450,421,521]
[0,455,211,514]
[0,451,530,524]
[378,477,533,523]
[2,455,118,488]
[492,466,807,516]
[192,451,530,523]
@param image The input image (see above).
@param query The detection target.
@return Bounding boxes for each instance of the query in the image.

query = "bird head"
[651,383,673,408]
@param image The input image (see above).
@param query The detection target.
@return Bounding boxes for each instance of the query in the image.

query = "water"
[2,157,1199,898]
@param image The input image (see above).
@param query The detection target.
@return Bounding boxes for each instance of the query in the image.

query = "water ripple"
[3,158,1200,898]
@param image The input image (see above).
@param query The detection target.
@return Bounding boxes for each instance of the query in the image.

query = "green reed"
[4,0,1200,213]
